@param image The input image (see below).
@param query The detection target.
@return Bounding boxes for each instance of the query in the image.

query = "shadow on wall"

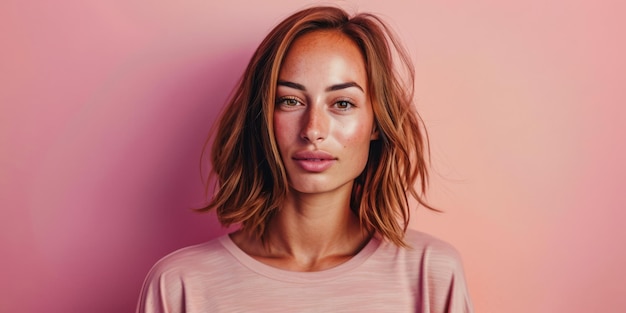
[20,49,252,312]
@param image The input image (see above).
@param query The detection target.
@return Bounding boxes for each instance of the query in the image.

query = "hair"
[200,6,433,247]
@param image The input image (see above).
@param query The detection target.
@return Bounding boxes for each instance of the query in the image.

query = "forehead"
[289,30,358,51]
[279,30,367,80]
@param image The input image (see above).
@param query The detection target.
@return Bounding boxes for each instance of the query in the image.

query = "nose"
[300,105,328,143]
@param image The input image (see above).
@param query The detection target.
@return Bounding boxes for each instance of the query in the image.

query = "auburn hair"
[200,6,432,247]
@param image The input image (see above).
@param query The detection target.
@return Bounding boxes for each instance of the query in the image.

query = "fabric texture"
[136,229,473,313]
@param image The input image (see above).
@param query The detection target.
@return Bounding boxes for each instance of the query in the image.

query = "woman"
[137,6,473,313]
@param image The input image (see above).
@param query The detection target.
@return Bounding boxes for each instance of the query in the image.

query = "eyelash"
[276,96,303,107]
[276,96,356,111]
[333,100,354,110]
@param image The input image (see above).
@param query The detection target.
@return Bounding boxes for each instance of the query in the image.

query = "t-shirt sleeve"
[135,258,185,313]
[418,241,474,313]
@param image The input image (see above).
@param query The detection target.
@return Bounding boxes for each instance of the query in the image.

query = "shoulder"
[146,236,231,278]
[137,236,237,312]
[398,229,467,280]
[140,236,236,291]
[404,229,465,266]
[400,229,474,312]
[372,229,466,281]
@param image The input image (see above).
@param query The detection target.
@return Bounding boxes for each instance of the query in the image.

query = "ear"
[370,123,380,140]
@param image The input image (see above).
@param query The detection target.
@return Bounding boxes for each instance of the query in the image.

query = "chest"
[181,263,419,312]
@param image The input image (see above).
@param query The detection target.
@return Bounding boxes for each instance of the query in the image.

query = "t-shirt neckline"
[219,233,382,283]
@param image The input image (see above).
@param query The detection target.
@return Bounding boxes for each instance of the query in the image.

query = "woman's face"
[274,30,378,196]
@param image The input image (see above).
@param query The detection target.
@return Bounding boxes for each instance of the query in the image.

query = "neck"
[231,185,372,271]
[265,189,365,257]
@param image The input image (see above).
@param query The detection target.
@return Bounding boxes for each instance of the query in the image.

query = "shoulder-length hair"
[201,6,432,247]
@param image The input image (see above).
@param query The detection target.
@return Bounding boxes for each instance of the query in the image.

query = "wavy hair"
[200,6,433,247]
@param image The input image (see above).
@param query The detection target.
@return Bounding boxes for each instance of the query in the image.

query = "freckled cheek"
[334,122,374,147]
[273,115,296,154]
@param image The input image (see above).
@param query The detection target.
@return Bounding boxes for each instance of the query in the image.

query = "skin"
[232,30,378,271]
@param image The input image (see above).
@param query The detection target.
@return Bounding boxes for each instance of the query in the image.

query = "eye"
[277,96,303,107]
[334,100,354,110]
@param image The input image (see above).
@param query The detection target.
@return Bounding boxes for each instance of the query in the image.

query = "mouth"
[292,151,337,172]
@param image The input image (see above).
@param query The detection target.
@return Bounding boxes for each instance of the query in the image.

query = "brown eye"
[285,98,299,106]
[278,97,301,106]
[335,100,353,110]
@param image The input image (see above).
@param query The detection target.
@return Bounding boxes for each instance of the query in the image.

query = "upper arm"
[136,260,185,313]
[417,240,474,313]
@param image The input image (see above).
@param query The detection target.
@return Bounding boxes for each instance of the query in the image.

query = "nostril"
[300,108,328,142]
[301,128,324,142]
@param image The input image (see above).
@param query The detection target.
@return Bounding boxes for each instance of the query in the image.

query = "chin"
[288,180,354,196]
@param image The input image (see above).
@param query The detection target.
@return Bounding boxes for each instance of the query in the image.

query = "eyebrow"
[277,80,364,93]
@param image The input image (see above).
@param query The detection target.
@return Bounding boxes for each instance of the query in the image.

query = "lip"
[292,150,337,172]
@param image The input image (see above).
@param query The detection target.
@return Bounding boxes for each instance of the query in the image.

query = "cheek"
[273,115,294,151]
[340,125,373,173]
[336,119,374,147]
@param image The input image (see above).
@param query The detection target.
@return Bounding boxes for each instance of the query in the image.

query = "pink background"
[1,0,625,312]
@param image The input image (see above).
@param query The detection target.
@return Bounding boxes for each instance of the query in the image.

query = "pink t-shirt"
[137,229,473,313]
